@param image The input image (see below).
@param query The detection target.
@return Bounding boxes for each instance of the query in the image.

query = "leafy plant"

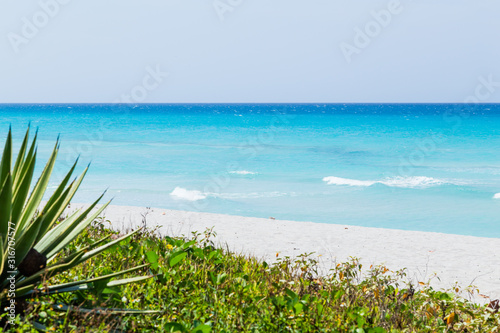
[47,225,499,332]
[3,219,499,331]
[0,127,152,329]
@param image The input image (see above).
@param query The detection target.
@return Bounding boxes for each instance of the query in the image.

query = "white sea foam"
[170,187,207,201]
[493,193,500,199]
[322,176,375,187]
[380,176,446,188]
[216,191,292,199]
[170,187,290,201]
[323,176,449,189]
[440,167,500,175]
[229,170,258,175]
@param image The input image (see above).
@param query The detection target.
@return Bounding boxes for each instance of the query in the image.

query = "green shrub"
[14,223,497,332]
[0,127,151,330]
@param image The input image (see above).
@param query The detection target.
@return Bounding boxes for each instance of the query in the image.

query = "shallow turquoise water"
[1,104,500,237]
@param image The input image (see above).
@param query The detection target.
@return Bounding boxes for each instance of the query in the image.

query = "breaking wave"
[170,187,292,202]
[322,177,376,187]
[170,187,207,201]
[323,176,450,189]
[229,170,258,175]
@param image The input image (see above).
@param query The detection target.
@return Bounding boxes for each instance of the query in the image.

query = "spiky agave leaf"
[0,127,152,323]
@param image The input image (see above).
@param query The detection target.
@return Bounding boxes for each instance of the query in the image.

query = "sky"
[0,0,499,103]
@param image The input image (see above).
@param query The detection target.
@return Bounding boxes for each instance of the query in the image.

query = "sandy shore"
[76,204,500,304]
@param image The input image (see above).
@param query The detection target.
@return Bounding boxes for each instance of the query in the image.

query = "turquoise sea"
[1,104,500,237]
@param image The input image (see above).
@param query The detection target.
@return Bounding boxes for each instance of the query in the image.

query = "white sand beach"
[78,204,500,304]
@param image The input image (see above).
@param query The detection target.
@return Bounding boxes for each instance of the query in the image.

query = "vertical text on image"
[5,222,17,325]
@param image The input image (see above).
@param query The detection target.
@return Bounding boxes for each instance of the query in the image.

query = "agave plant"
[0,127,152,326]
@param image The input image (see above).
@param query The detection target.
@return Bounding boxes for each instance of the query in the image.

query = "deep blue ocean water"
[1,103,500,237]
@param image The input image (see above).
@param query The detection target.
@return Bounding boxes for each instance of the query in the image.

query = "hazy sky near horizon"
[0,0,499,103]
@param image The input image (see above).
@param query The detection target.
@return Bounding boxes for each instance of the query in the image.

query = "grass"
[2,218,499,332]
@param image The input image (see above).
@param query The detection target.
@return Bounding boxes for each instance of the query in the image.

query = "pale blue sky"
[0,0,499,103]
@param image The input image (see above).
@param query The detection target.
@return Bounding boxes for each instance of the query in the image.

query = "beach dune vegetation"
[0,127,151,330]
[20,224,497,332]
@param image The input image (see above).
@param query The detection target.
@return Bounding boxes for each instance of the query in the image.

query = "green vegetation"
[1,222,498,332]
[0,128,151,330]
[1,127,499,332]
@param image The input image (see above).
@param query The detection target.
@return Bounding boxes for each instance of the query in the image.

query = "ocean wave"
[380,176,448,188]
[215,191,292,199]
[322,176,375,187]
[229,170,258,175]
[170,187,292,201]
[323,176,450,189]
[493,193,500,199]
[440,167,500,175]
[170,187,207,201]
